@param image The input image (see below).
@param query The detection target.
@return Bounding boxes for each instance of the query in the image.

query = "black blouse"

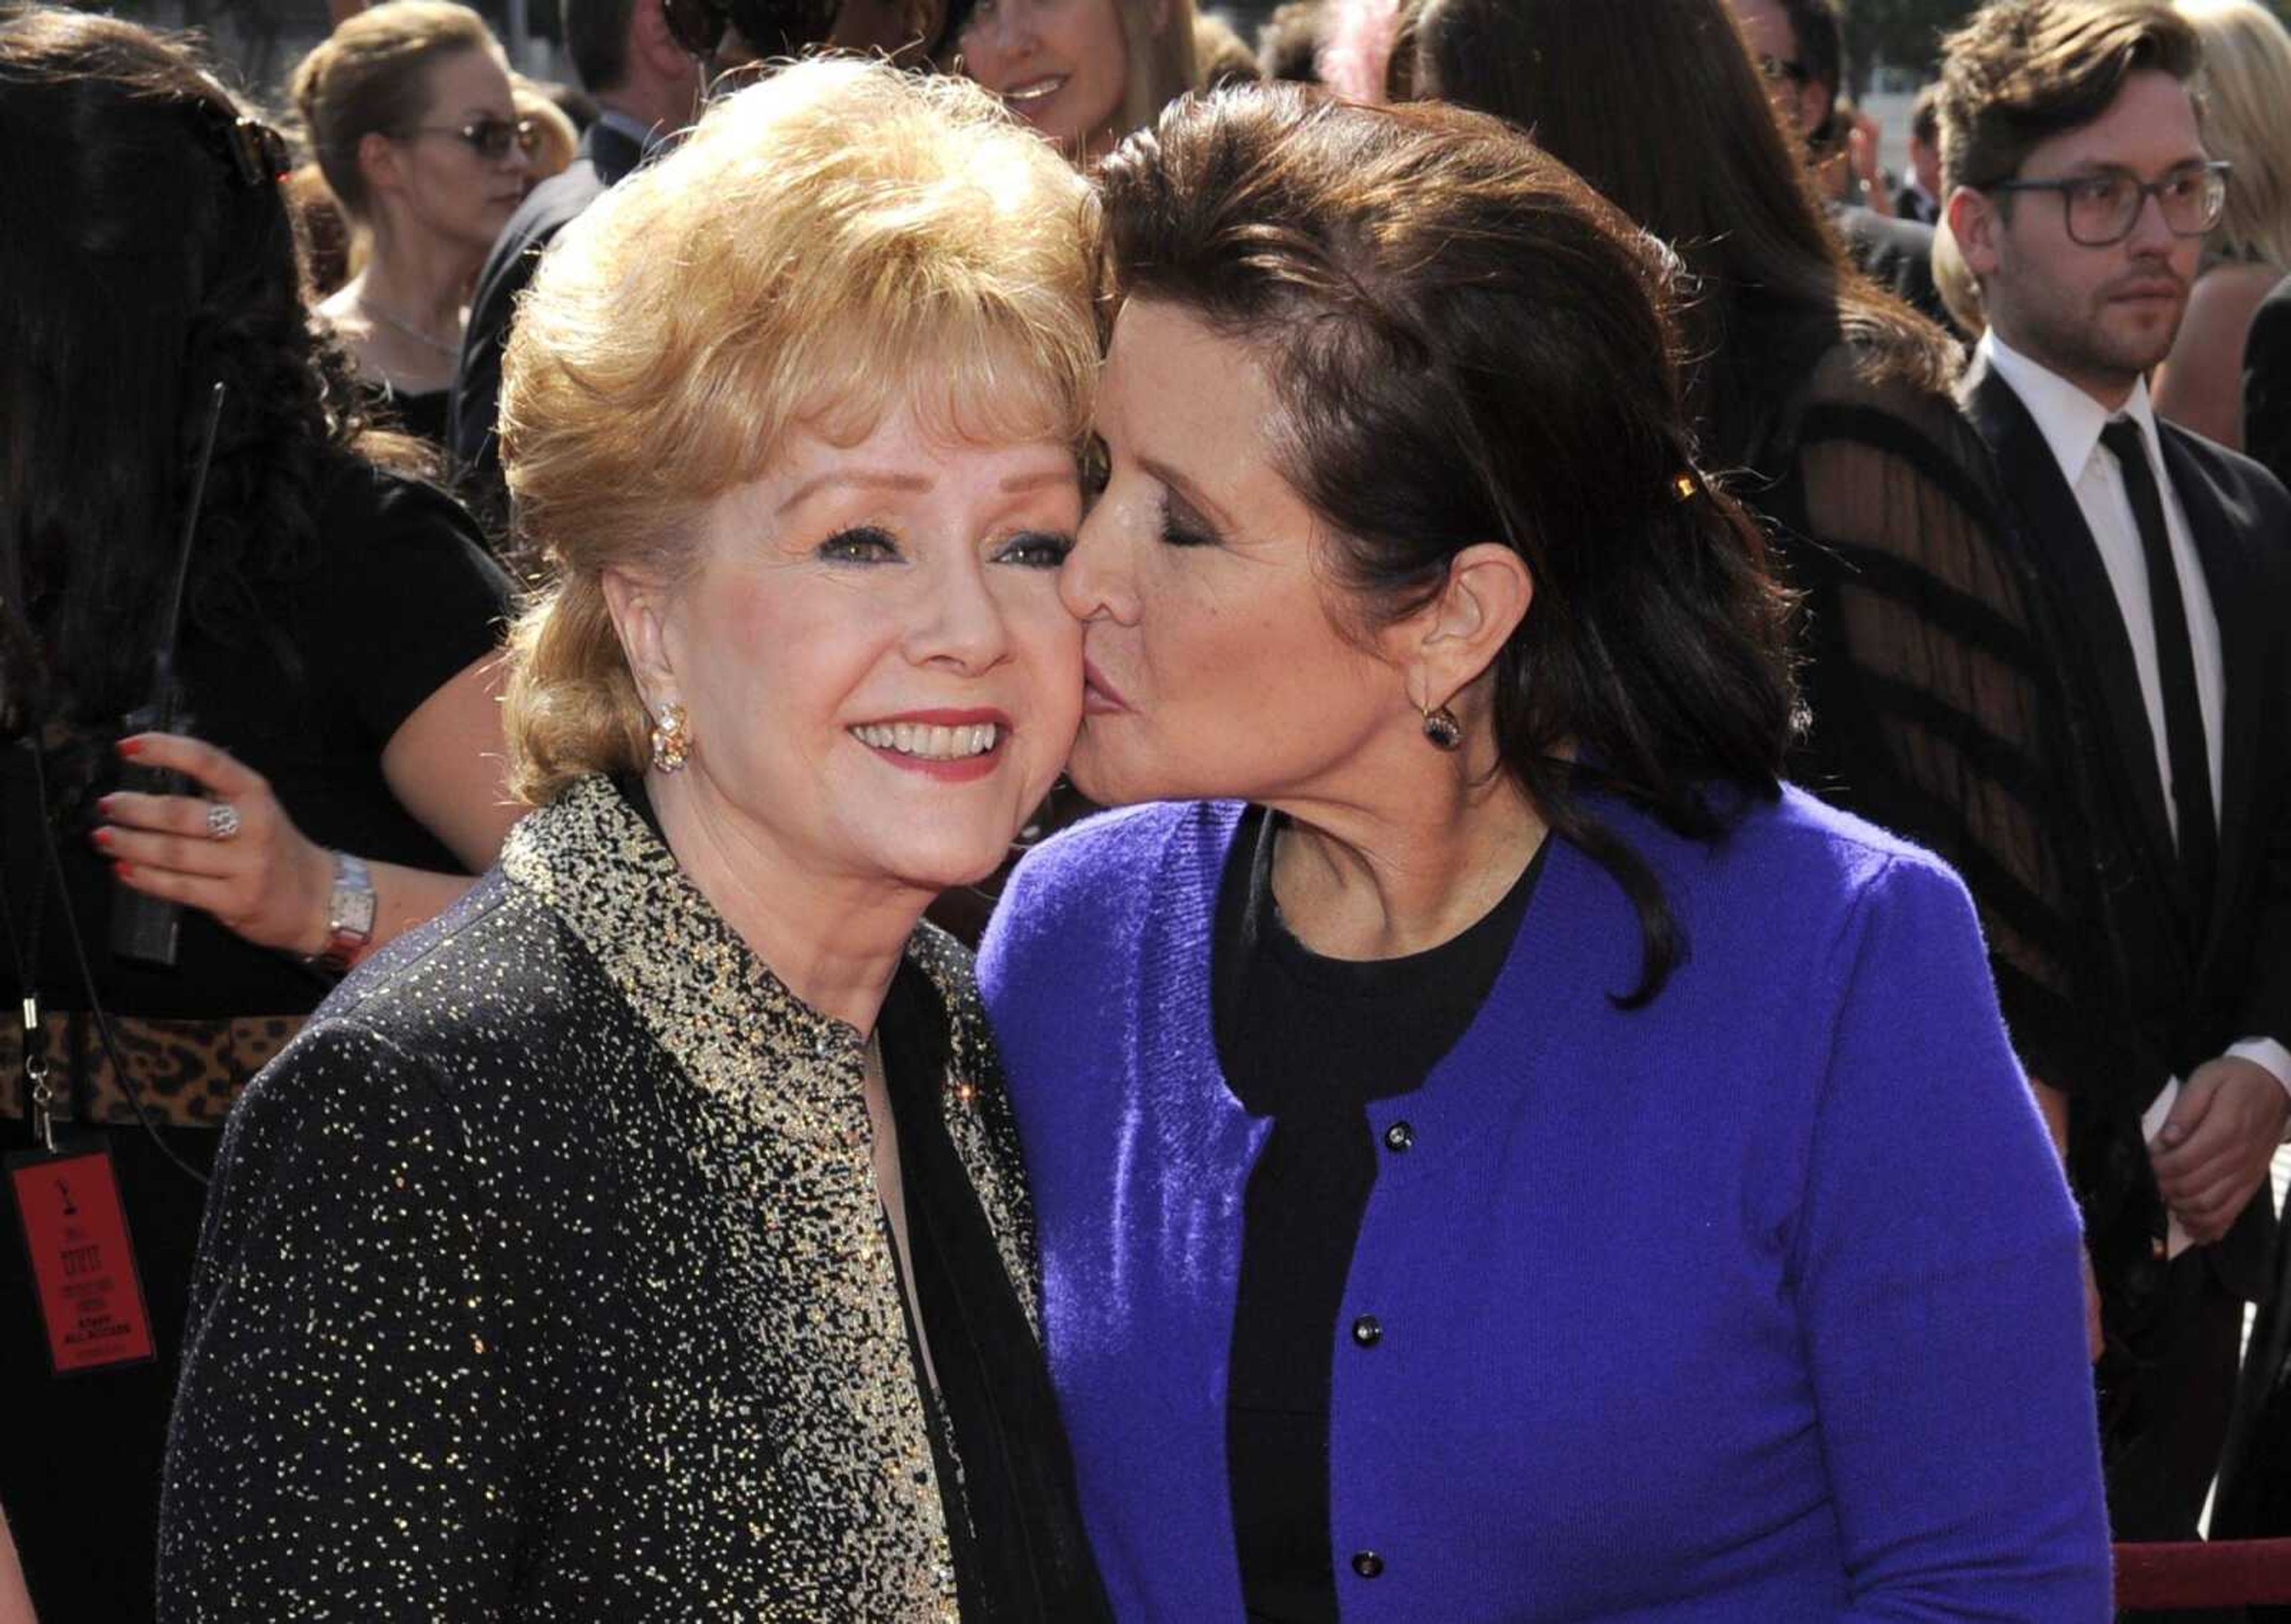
[1211,805,1545,1622]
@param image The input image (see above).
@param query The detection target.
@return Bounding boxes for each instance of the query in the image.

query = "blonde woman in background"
[511,72,580,186]
[957,0,1196,163]
[159,55,1110,1620]
[2154,0,2291,447]
[293,0,530,446]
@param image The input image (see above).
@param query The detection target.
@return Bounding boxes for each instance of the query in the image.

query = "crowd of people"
[1,0,2288,1618]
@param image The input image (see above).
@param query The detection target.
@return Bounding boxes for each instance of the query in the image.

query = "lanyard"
[1,740,57,1150]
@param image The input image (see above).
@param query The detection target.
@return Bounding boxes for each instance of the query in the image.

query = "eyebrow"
[1139,455,1237,531]
[776,464,1074,514]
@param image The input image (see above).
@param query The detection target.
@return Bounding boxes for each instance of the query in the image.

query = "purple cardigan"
[978,789,2111,1622]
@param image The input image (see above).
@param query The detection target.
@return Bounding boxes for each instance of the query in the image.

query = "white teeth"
[850,723,1001,759]
[1005,76,1066,103]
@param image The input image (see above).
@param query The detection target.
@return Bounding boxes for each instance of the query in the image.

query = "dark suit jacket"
[1834,204,1953,335]
[2243,271,2291,492]
[1961,354,2291,1309]
[448,119,646,536]
[1892,183,1940,227]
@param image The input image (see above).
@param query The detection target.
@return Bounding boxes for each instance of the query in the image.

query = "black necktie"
[2099,417,2217,907]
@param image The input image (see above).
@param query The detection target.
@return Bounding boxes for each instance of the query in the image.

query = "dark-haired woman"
[1418,0,2119,1225]
[978,87,2111,1619]
[0,12,515,1619]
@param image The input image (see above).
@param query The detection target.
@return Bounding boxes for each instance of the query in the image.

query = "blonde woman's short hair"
[289,0,505,217]
[2175,0,2291,270]
[499,57,1099,806]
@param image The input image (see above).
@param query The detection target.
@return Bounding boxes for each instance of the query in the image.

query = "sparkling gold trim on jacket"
[500,774,1039,1617]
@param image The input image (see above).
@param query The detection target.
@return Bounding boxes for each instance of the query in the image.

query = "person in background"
[1194,10,1261,88]
[1418,1,2108,1301]
[294,0,532,450]
[1729,0,1954,328]
[283,159,355,297]
[1317,0,1424,102]
[957,0,1197,165]
[451,0,700,549]
[2151,0,2291,449]
[981,81,2109,1620]
[160,56,1108,1619]
[1943,0,2291,1570]
[1256,0,1325,80]
[1897,79,1944,223]
[2246,271,2291,483]
[0,11,517,1620]
[512,70,581,184]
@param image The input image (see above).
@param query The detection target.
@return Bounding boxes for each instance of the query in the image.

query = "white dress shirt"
[1978,331,2291,1097]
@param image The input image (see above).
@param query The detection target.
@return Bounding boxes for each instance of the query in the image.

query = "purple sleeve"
[1795,856,2113,1621]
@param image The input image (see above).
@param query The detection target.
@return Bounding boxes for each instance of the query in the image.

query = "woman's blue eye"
[819,526,899,563]
[997,530,1075,569]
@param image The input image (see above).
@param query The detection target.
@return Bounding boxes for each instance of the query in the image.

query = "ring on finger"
[206,801,242,842]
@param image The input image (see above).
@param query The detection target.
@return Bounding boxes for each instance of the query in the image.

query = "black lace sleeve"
[1746,344,2111,1095]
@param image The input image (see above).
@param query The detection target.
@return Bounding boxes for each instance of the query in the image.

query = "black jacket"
[449,120,646,536]
[1961,354,2291,1308]
[158,777,1055,1619]
[2242,271,2291,492]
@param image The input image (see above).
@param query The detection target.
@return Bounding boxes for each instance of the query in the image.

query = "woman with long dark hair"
[1417,0,2117,1194]
[0,11,515,1617]
[979,85,2110,1618]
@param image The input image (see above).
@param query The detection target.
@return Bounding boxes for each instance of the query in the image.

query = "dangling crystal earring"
[1421,703,1463,752]
[650,701,693,773]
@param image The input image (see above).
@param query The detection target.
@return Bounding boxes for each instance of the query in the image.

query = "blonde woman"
[2154,0,2291,446]
[160,57,1109,1620]
[956,0,1195,163]
[293,0,531,445]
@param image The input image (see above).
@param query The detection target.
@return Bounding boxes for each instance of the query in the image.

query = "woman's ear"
[1396,542,1533,711]
[600,568,678,710]
[354,128,407,203]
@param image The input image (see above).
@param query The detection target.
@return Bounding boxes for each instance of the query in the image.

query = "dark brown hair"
[0,8,404,733]
[1937,0,2200,193]
[1096,85,1799,1003]
[1415,0,1956,471]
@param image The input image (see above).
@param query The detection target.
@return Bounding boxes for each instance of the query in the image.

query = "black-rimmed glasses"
[398,116,536,162]
[1985,160,2231,246]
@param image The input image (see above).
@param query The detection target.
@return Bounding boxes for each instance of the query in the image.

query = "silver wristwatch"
[307,850,376,974]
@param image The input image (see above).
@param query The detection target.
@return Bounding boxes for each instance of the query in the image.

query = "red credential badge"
[7,1139,155,1375]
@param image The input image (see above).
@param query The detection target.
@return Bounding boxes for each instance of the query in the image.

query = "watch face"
[336,887,378,939]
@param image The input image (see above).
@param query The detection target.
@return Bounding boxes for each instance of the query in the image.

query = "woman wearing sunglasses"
[293,0,531,450]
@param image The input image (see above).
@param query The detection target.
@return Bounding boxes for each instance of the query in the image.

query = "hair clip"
[184,84,290,190]
[1671,470,1699,502]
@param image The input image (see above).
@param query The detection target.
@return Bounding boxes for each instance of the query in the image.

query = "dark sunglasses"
[399,115,538,161]
[659,0,841,58]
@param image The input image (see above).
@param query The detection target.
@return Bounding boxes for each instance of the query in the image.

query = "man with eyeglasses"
[1945,0,2291,1567]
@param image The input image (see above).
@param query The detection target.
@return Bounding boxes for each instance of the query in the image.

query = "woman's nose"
[906,557,1014,671]
[1060,502,1138,626]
